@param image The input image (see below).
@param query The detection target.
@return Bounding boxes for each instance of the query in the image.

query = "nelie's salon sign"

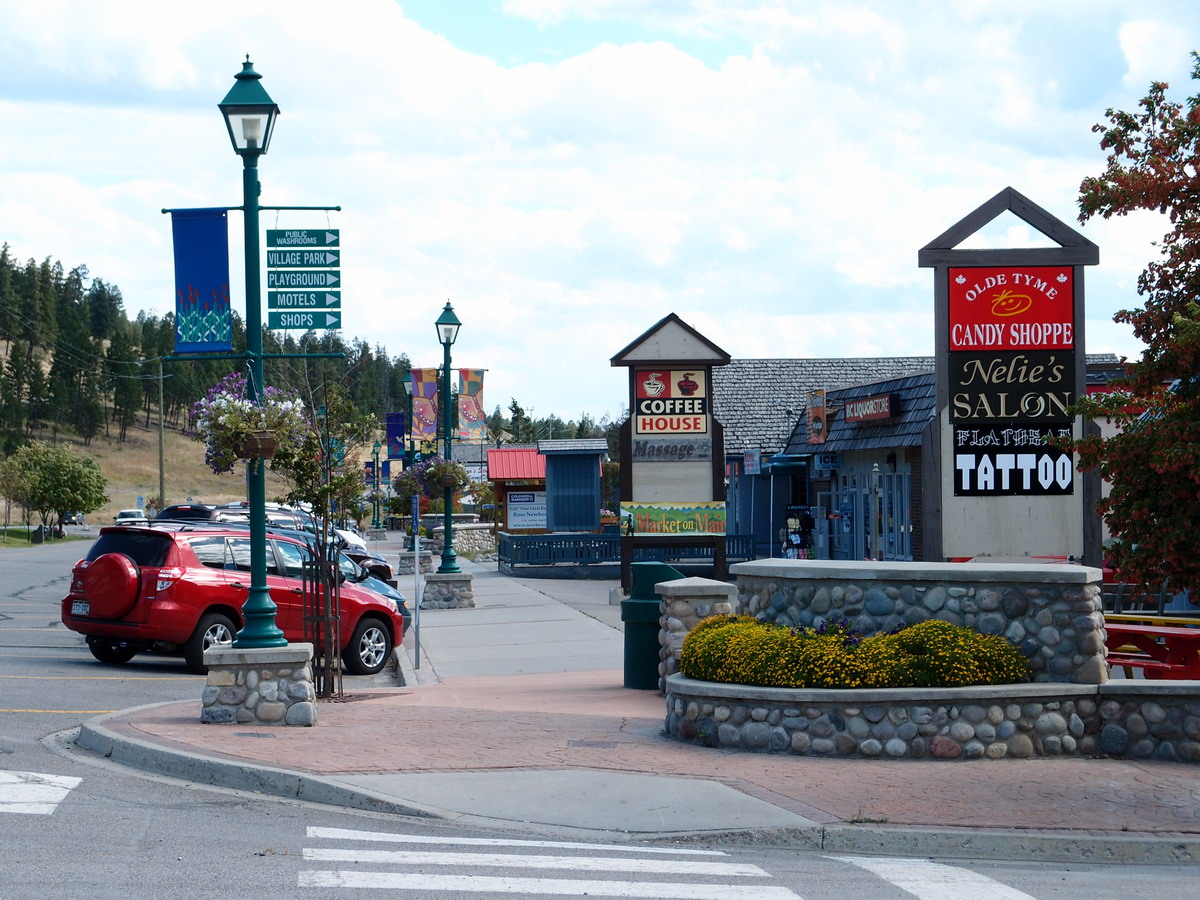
[948,266,1076,496]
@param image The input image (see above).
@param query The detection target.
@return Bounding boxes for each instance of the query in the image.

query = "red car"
[61,524,404,675]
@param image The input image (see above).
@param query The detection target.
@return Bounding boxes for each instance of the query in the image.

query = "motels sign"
[948,265,1077,496]
[634,369,709,435]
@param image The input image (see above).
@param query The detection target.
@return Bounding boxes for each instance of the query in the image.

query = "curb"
[75,704,446,822]
[70,705,1200,864]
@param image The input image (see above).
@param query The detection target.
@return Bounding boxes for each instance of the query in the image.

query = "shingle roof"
[714,354,1120,457]
[712,358,934,456]
[537,439,609,454]
[784,372,936,455]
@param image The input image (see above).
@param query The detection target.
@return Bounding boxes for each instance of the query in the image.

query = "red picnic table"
[1105,622,1200,679]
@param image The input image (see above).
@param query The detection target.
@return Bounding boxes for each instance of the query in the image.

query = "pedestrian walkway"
[76,550,1200,863]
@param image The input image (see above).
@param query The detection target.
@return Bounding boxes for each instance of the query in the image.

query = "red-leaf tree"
[1068,52,1200,599]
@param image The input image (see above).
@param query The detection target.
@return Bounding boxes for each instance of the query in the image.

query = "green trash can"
[621,561,685,690]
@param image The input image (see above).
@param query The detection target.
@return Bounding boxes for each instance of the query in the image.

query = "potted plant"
[188,372,311,475]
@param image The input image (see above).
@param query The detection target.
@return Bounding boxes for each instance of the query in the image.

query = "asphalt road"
[1,537,1196,899]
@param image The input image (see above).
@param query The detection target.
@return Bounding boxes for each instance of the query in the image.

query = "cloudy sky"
[2,1,1198,421]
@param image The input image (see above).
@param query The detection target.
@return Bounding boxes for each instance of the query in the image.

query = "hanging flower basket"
[439,473,459,487]
[189,372,310,474]
[234,430,280,460]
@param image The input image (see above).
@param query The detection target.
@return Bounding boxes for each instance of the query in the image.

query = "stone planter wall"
[731,559,1108,684]
[421,572,475,609]
[396,549,435,578]
[201,644,317,726]
[429,523,496,557]
[655,561,1200,763]
[658,578,742,692]
[664,676,1200,763]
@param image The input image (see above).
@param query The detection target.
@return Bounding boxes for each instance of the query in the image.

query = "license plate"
[71,601,89,616]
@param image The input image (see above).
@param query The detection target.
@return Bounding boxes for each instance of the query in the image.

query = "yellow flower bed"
[679,616,1030,689]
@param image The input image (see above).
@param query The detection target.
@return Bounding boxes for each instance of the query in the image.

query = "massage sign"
[948,266,1076,497]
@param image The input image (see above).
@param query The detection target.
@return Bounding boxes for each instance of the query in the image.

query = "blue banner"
[171,208,232,352]
[386,411,407,459]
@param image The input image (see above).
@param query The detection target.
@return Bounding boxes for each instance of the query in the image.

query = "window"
[189,536,230,569]
[274,540,310,579]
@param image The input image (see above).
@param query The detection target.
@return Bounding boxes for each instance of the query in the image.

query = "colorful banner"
[385,412,406,459]
[457,368,488,441]
[806,388,826,444]
[620,501,726,535]
[171,208,232,352]
[410,368,441,441]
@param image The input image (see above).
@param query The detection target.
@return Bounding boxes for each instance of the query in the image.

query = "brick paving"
[99,667,1200,836]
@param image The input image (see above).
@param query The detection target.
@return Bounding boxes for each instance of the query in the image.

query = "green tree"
[1067,51,1200,596]
[0,440,108,532]
[269,382,373,533]
[107,329,143,442]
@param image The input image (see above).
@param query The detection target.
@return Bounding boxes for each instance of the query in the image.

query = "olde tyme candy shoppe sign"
[948,265,1076,497]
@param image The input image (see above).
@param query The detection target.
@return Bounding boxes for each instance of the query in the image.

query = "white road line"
[828,856,1037,900]
[303,847,767,877]
[298,871,801,898]
[306,826,728,856]
[0,771,82,815]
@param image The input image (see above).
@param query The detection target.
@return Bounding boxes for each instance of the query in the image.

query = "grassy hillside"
[53,419,294,524]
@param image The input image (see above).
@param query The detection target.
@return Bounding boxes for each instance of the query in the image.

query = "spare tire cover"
[83,553,141,619]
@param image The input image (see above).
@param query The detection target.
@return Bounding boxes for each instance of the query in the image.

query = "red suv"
[61,524,404,675]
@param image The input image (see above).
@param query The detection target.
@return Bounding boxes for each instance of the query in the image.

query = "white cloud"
[1,0,1196,419]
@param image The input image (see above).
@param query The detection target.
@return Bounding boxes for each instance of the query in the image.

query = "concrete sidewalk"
[76,552,1200,863]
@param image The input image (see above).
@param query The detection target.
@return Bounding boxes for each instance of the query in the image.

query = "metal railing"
[497,532,754,567]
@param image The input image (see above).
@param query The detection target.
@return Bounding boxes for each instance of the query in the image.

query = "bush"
[679,616,1029,689]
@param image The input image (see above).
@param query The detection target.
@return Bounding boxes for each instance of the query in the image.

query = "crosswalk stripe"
[302,847,768,877]
[828,856,1036,900]
[298,871,800,898]
[0,771,81,815]
[306,826,727,856]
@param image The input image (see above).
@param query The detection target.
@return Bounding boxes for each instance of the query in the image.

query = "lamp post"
[402,371,416,550]
[435,301,461,575]
[371,440,382,529]
[220,57,286,649]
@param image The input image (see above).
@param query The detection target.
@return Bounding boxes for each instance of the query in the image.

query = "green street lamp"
[435,301,462,575]
[220,57,286,649]
[371,440,382,530]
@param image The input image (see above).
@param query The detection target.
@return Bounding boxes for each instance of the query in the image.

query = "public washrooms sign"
[633,369,708,434]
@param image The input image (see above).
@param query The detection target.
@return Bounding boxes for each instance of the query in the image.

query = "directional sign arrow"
[266,269,340,289]
[268,310,342,330]
[266,229,340,247]
[267,291,341,310]
[266,249,340,268]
